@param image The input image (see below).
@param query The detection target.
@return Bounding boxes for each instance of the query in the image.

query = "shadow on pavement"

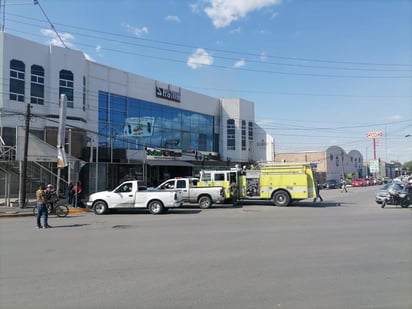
[238,200,343,208]
[107,209,202,215]
[50,224,91,228]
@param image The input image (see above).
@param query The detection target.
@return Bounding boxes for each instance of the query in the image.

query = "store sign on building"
[155,86,181,102]
[145,147,182,159]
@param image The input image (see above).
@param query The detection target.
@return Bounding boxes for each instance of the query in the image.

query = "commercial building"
[275,146,364,182]
[0,32,274,196]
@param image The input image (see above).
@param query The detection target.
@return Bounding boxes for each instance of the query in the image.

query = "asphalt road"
[1,186,411,309]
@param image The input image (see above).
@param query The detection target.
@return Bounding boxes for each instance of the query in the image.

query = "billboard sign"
[123,117,155,137]
[367,131,382,139]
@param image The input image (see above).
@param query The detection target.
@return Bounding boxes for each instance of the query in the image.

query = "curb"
[69,208,92,214]
[0,208,91,218]
[0,212,34,218]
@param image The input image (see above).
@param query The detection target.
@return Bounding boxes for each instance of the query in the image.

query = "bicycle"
[33,198,69,217]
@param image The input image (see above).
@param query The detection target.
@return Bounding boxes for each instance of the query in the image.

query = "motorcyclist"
[382,181,411,208]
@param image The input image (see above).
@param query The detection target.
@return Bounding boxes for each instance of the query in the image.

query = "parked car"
[352,179,365,187]
[364,178,372,186]
[375,183,392,204]
[322,179,339,189]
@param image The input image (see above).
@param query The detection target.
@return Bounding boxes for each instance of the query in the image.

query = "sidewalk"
[0,201,91,217]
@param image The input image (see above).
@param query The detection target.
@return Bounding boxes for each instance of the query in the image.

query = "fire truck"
[198,162,316,206]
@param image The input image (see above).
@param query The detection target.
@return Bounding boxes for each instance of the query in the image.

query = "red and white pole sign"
[367,131,382,139]
[366,131,382,160]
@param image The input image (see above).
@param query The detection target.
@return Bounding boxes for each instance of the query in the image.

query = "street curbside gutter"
[0,208,91,218]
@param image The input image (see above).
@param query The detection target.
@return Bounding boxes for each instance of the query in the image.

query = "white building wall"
[253,124,274,162]
[0,33,92,132]
[1,32,274,164]
[325,146,364,180]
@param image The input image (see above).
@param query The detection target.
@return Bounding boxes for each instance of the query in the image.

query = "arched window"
[9,59,25,102]
[227,119,235,150]
[31,65,44,105]
[59,69,74,107]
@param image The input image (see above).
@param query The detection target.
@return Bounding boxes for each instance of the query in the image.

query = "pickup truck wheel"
[199,196,212,209]
[148,200,164,214]
[94,201,108,215]
[273,191,290,207]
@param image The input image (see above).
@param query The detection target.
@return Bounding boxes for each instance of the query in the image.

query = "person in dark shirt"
[313,181,323,202]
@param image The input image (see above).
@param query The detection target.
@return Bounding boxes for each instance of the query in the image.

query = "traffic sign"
[369,160,380,173]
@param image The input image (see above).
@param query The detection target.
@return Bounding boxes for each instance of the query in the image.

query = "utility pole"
[0,0,5,32]
[20,104,31,208]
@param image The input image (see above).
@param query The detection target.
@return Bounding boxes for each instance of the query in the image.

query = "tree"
[402,161,412,174]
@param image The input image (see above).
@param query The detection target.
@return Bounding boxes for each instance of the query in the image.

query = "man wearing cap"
[36,183,52,229]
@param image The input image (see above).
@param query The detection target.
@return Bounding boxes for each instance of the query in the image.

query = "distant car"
[382,177,391,184]
[375,183,407,205]
[364,178,372,186]
[323,179,339,189]
[352,179,365,187]
[375,183,392,204]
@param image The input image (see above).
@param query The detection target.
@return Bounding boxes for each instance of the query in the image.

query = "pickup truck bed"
[155,178,225,208]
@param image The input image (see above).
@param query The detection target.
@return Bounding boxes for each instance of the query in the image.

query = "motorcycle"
[381,184,411,208]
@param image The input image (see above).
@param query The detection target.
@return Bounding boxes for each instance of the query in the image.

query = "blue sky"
[3,0,412,163]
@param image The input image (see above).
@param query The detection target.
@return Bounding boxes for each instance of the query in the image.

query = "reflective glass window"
[10,59,25,102]
[227,119,236,150]
[59,70,74,107]
[98,91,215,154]
[30,65,44,105]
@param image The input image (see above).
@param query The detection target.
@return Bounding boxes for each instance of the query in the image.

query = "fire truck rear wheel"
[273,191,290,207]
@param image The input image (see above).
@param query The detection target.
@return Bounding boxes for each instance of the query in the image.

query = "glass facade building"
[98,91,215,153]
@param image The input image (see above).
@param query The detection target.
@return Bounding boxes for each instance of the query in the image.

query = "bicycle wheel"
[55,204,69,217]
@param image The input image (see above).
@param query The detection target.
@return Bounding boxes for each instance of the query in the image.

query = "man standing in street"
[313,180,323,202]
[340,177,348,193]
[36,183,52,229]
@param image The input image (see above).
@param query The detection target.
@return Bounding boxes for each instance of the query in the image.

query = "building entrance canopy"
[145,160,194,167]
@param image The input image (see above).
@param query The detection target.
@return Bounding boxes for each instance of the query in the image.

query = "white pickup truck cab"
[155,177,225,208]
[87,180,183,215]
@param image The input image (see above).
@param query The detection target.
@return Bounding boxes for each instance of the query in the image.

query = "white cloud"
[260,51,268,61]
[233,59,246,68]
[187,48,214,69]
[201,0,282,28]
[165,15,181,23]
[229,27,241,34]
[123,23,149,37]
[391,114,402,120]
[40,28,74,48]
[96,45,102,52]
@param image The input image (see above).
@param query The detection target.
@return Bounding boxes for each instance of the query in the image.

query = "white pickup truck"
[155,177,225,209]
[87,180,183,215]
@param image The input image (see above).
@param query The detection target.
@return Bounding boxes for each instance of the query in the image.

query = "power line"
[32,0,66,48]
[5,13,412,75]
